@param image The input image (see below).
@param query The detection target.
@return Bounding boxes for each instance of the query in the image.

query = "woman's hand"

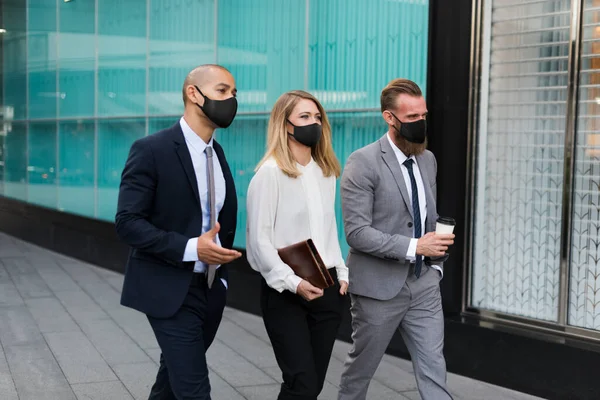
[339,280,349,295]
[296,280,324,301]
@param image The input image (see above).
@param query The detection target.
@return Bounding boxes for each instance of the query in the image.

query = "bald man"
[116,64,242,399]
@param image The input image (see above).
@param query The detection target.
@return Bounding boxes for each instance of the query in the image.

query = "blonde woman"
[246,90,349,400]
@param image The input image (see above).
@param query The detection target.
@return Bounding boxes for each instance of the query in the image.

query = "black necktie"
[403,159,422,278]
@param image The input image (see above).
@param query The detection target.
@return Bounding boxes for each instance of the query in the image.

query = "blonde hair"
[256,90,341,179]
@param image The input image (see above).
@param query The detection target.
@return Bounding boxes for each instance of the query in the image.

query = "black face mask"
[390,112,427,144]
[287,120,322,148]
[194,86,238,128]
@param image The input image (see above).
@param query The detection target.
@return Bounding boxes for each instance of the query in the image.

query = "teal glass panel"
[97,119,145,221]
[58,0,95,117]
[2,2,27,120]
[98,0,147,117]
[149,117,178,134]
[148,0,215,115]
[217,0,306,113]
[28,122,57,209]
[329,112,386,256]
[58,120,95,217]
[217,115,268,249]
[28,0,57,119]
[309,0,429,110]
[4,123,28,201]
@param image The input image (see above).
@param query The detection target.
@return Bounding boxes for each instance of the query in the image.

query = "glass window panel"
[217,115,268,249]
[568,0,600,330]
[4,123,27,201]
[308,0,429,110]
[471,0,571,321]
[98,0,147,117]
[148,117,178,134]
[58,0,95,117]
[28,0,57,119]
[2,2,27,120]
[97,119,145,221]
[329,111,386,256]
[58,120,95,217]
[217,0,305,113]
[28,122,57,209]
[148,0,215,115]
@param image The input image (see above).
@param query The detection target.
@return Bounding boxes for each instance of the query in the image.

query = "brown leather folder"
[277,239,334,290]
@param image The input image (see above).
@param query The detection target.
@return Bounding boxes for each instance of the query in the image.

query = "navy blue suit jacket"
[115,122,237,318]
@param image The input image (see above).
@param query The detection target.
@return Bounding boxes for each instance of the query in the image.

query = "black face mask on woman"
[389,112,427,144]
[194,85,238,128]
[287,120,322,148]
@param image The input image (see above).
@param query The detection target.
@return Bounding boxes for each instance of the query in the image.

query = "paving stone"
[208,368,246,400]
[71,381,134,400]
[36,262,81,293]
[0,344,18,400]
[25,297,79,333]
[77,318,152,366]
[0,305,44,346]
[215,319,278,368]
[5,341,76,400]
[44,331,116,384]
[54,290,110,324]
[112,362,157,400]
[206,340,275,387]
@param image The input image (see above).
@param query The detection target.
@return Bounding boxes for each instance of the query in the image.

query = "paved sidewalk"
[0,233,545,399]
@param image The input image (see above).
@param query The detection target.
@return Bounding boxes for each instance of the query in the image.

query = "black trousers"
[261,269,343,400]
[147,274,227,400]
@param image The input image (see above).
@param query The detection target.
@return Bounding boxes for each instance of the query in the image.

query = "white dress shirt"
[387,133,443,276]
[179,117,228,286]
[246,158,349,293]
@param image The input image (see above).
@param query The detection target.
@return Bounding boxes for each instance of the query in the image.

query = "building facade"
[0,0,429,257]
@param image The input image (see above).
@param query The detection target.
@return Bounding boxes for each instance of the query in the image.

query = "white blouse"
[246,158,349,293]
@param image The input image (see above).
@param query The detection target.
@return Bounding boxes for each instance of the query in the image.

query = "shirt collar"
[180,117,213,153]
[386,132,416,165]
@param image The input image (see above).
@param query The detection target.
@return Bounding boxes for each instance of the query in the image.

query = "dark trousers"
[147,275,227,400]
[261,270,343,400]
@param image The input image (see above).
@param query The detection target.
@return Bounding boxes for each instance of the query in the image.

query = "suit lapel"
[379,136,412,217]
[416,152,436,232]
[172,124,201,206]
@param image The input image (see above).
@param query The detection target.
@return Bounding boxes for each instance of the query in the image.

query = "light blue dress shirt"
[179,117,228,287]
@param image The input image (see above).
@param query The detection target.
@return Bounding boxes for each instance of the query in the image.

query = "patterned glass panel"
[98,0,147,116]
[4,123,28,201]
[97,119,146,221]
[148,0,215,115]
[472,0,571,321]
[308,0,429,110]
[568,0,600,330]
[28,122,57,209]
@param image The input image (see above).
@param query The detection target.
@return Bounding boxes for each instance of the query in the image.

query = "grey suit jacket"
[340,134,441,301]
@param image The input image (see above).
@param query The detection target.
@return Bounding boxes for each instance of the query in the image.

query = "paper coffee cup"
[436,217,456,234]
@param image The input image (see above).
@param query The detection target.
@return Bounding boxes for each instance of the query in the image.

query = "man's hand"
[196,222,242,264]
[296,280,324,301]
[416,232,455,258]
[339,280,349,295]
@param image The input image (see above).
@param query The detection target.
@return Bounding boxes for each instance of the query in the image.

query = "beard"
[392,128,428,156]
